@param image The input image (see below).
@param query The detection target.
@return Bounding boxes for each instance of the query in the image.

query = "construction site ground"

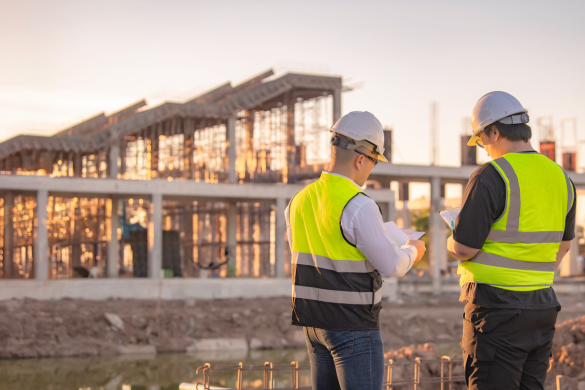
[1,293,584,389]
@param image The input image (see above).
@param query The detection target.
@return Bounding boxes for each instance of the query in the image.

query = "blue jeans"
[304,327,384,390]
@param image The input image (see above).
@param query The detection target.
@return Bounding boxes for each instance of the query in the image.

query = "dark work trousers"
[462,303,560,390]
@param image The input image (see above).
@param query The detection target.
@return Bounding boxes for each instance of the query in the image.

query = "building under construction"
[0,69,345,281]
[0,69,582,300]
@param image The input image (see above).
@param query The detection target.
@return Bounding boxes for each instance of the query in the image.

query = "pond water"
[0,342,461,390]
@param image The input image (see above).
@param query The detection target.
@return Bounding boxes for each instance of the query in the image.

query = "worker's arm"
[555,240,572,271]
[345,197,422,277]
[556,181,577,271]
[447,235,480,261]
[284,203,293,252]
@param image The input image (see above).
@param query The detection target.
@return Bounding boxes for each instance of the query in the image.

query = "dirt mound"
[384,343,466,389]
[546,315,585,390]
[0,296,467,359]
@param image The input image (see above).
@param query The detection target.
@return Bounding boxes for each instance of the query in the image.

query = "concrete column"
[148,194,163,279]
[183,205,195,277]
[227,116,237,183]
[73,153,82,177]
[400,200,411,229]
[388,199,396,223]
[333,88,342,124]
[106,198,119,278]
[3,192,13,278]
[226,202,237,276]
[429,177,442,295]
[275,198,286,278]
[439,196,448,272]
[34,189,49,280]
[108,143,120,179]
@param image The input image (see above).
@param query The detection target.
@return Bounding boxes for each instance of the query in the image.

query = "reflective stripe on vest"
[459,153,572,291]
[293,252,376,273]
[293,285,383,305]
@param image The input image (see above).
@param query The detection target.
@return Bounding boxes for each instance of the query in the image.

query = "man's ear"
[492,125,501,141]
[354,154,363,170]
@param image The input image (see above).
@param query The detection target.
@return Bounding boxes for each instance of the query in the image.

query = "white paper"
[402,229,426,240]
[384,222,425,246]
[439,207,461,230]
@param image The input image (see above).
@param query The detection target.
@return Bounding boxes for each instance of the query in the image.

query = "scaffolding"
[0,70,340,279]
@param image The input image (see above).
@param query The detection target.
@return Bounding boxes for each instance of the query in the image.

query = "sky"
[1,0,585,171]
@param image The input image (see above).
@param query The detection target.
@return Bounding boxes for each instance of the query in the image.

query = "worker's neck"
[328,163,359,184]
[493,141,535,159]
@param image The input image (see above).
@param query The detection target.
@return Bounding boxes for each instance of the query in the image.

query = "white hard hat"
[330,111,389,162]
[467,91,529,146]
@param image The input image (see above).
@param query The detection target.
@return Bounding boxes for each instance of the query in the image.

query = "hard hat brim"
[376,154,389,163]
[467,135,480,147]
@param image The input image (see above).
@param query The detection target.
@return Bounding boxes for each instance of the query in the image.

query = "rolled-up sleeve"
[345,199,417,277]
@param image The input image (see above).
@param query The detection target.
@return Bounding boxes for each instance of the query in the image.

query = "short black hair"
[485,122,532,143]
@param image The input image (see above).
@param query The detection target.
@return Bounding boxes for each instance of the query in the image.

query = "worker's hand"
[406,239,426,263]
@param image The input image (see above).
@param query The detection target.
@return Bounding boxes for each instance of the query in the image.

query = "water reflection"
[0,349,311,390]
[0,343,460,390]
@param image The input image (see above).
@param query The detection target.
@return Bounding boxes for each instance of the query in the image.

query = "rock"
[184,299,196,307]
[250,338,263,350]
[231,313,240,321]
[117,345,156,355]
[404,312,418,321]
[579,382,585,390]
[243,309,251,316]
[187,338,248,352]
[104,313,124,330]
[0,299,22,313]
[54,317,64,324]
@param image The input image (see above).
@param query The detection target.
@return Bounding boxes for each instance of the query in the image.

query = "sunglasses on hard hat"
[354,150,379,167]
[475,131,485,149]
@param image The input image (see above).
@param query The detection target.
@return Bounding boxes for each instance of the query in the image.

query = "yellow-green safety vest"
[459,153,574,291]
[289,173,383,330]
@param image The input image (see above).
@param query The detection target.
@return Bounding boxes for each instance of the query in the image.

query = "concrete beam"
[106,198,119,278]
[148,193,163,279]
[0,277,403,301]
[0,174,395,204]
[34,189,49,280]
[371,164,476,183]
[275,198,286,278]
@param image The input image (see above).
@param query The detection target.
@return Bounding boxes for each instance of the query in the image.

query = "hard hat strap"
[331,135,379,154]
[498,113,529,125]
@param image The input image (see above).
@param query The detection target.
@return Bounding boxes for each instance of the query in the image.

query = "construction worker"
[286,111,426,390]
[447,92,576,390]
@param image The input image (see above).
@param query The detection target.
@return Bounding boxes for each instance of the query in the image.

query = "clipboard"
[439,207,461,231]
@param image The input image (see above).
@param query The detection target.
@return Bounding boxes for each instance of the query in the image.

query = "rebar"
[193,358,466,390]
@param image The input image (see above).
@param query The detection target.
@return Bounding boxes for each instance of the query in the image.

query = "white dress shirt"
[285,172,418,277]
